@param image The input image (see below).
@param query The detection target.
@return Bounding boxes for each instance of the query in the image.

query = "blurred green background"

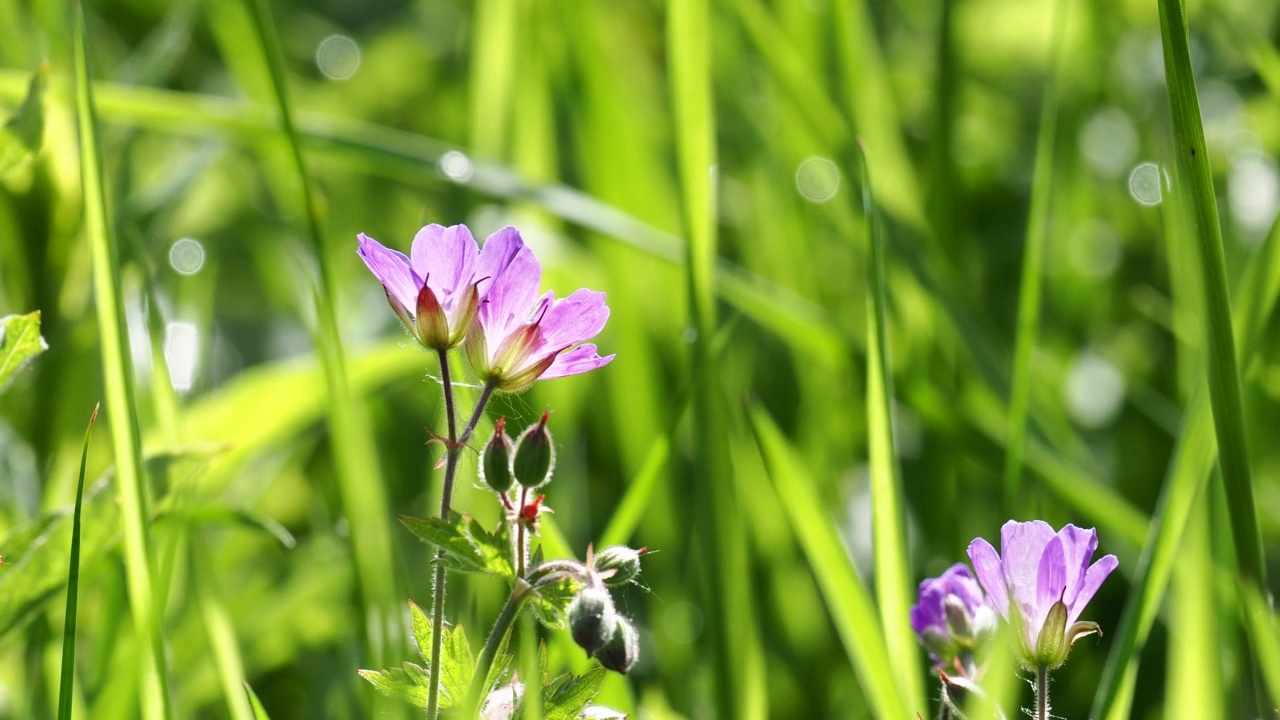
[0,0,1278,717]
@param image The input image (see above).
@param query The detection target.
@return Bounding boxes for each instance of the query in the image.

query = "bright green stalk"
[239,0,402,673]
[1157,0,1266,589]
[748,404,908,719]
[56,404,98,720]
[855,143,924,714]
[1003,0,1067,513]
[668,0,754,715]
[70,3,172,717]
[194,544,255,720]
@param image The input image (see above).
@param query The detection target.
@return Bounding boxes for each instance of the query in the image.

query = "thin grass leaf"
[238,0,402,671]
[55,404,98,720]
[853,142,924,714]
[668,0,760,716]
[1242,581,1280,707]
[1158,0,1266,588]
[70,2,172,716]
[1002,0,1067,512]
[749,404,908,718]
[243,683,273,720]
[1164,501,1225,720]
[194,545,256,720]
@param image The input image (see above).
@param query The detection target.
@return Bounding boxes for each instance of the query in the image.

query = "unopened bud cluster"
[482,412,556,500]
[567,572,641,674]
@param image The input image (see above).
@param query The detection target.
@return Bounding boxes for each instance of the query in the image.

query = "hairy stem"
[517,487,529,578]
[466,582,530,716]
[426,367,498,720]
[1035,665,1049,720]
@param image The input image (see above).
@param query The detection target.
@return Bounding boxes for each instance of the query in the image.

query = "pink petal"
[967,537,1009,617]
[476,227,541,339]
[1030,536,1068,645]
[539,289,610,350]
[1067,553,1118,626]
[357,233,418,312]
[539,344,614,380]
[412,224,478,303]
[999,520,1056,619]
[1055,524,1098,611]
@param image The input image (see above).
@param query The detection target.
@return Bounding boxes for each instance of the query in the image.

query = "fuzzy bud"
[568,586,616,656]
[595,617,640,675]
[481,417,514,494]
[593,545,644,587]
[512,412,555,488]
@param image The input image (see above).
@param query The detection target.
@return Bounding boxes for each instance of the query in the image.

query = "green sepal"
[1034,600,1069,668]
[398,512,514,578]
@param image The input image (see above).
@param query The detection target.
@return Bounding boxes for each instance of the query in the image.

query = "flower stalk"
[467,581,531,717]
[1035,664,1049,720]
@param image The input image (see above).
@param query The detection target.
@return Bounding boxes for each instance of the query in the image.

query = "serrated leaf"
[0,65,47,177]
[0,312,47,392]
[357,663,429,709]
[541,667,608,720]
[398,513,514,577]
[438,623,474,709]
[409,600,432,665]
[526,576,581,630]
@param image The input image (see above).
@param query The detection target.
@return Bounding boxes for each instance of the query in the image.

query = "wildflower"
[967,520,1118,669]
[357,224,482,350]
[464,227,613,392]
[480,677,523,720]
[910,563,997,669]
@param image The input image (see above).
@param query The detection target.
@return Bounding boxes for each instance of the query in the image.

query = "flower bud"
[595,617,640,675]
[593,545,644,587]
[481,417,514,494]
[568,586,616,656]
[512,412,555,488]
[415,283,451,349]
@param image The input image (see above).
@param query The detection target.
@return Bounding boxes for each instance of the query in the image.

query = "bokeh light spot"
[795,156,841,203]
[1128,162,1163,206]
[440,150,475,182]
[169,238,205,275]
[1065,352,1125,429]
[316,35,361,81]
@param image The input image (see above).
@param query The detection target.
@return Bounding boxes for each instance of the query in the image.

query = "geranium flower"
[910,563,997,669]
[967,520,1118,668]
[464,227,613,392]
[357,224,482,350]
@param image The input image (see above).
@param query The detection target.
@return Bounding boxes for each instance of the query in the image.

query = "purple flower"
[910,563,997,669]
[463,226,614,392]
[967,520,1118,668]
[357,224,483,350]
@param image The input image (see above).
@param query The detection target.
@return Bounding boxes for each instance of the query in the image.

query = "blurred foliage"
[0,0,1277,717]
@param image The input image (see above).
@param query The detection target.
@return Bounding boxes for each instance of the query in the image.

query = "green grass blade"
[70,2,172,717]
[1242,581,1280,706]
[55,403,98,720]
[243,683,273,720]
[854,142,924,714]
[194,545,255,720]
[1002,0,1066,512]
[668,0,759,714]
[239,0,402,670]
[1158,0,1266,588]
[747,403,907,719]
[1164,500,1224,720]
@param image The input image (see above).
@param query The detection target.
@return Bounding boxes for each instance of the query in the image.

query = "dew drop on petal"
[316,35,361,81]
[795,156,841,203]
[1128,162,1163,206]
[164,321,199,393]
[440,150,475,182]
[1065,352,1125,429]
[169,238,205,275]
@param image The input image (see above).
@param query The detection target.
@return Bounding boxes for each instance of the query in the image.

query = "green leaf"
[540,667,608,720]
[439,623,474,709]
[398,513,513,577]
[357,664,429,709]
[526,576,581,631]
[243,683,273,720]
[409,600,432,665]
[0,64,46,177]
[0,311,47,392]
